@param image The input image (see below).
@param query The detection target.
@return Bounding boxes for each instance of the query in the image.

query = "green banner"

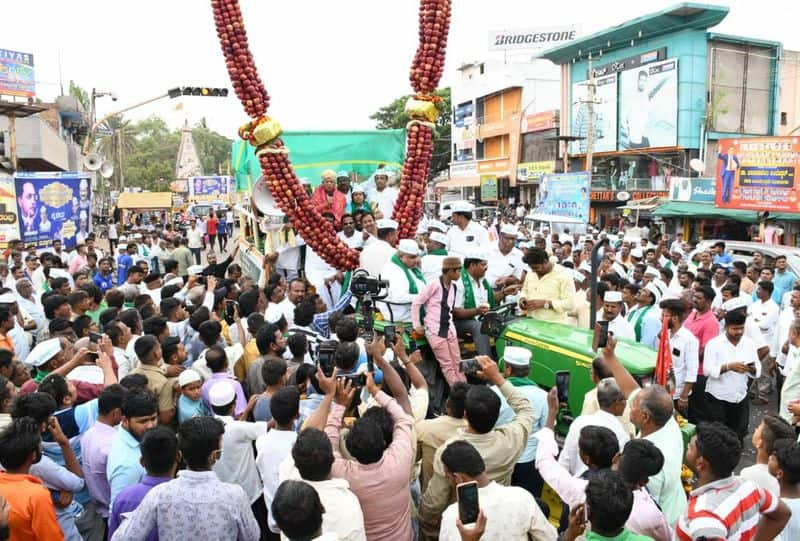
[230,129,407,191]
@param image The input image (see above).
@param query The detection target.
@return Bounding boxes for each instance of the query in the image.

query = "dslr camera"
[349,269,389,298]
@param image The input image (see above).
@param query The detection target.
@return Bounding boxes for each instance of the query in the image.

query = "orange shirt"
[0,334,13,353]
[0,472,64,541]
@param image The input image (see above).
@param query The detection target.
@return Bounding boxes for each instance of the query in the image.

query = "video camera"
[349,269,390,298]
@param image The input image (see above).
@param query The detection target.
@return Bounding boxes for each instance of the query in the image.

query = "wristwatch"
[544,300,551,310]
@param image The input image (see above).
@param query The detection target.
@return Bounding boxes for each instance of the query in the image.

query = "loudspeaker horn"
[84,153,103,171]
[100,161,114,179]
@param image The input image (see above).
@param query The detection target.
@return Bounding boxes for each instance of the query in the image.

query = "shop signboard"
[189,175,231,197]
[571,73,617,154]
[450,162,477,178]
[0,49,35,98]
[480,175,498,202]
[538,172,590,221]
[522,110,557,133]
[591,190,667,202]
[618,58,678,150]
[716,137,800,212]
[669,177,715,203]
[517,161,555,183]
[14,172,92,250]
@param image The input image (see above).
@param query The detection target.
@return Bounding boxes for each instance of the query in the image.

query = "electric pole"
[584,55,598,176]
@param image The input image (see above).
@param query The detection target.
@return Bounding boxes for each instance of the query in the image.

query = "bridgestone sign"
[488,26,579,51]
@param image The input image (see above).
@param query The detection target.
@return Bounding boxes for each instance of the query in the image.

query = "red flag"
[655,315,673,390]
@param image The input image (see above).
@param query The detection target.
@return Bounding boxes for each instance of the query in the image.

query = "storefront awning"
[436,177,480,189]
[116,192,173,210]
[618,196,662,211]
[654,201,759,222]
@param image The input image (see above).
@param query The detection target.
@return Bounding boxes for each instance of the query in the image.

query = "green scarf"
[340,271,352,298]
[391,253,425,294]
[34,369,50,384]
[428,248,448,256]
[349,202,371,214]
[508,376,537,387]
[628,304,653,342]
[460,268,495,310]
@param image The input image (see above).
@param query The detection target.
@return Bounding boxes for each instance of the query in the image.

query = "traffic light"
[168,87,228,98]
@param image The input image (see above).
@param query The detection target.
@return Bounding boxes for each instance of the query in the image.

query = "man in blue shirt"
[773,255,797,305]
[493,346,548,497]
[116,243,133,286]
[93,257,114,294]
[107,389,158,509]
[712,241,733,269]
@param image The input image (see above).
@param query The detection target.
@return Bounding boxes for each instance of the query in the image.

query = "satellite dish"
[252,176,283,215]
[84,153,103,171]
[100,161,114,179]
[617,191,631,201]
[689,158,705,174]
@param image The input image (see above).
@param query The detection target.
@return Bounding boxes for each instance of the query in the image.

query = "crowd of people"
[0,173,798,540]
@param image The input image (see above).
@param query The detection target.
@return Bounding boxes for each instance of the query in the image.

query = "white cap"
[604,291,623,303]
[611,263,627,277]
[187,265,204,276]
[119,236,128,242]
[178,369,202,387]
[27,338,61,367]
[299,177,311,185]
[376,219,398,230]
[465,248,488,262]
[579,261,592,273]
[397,239,421,256]
[117,243,127,251]
[351,183,366,194]
[427,220,447,233]
[134,233,143,239]
[0,293,15,304]
[451,201,475,213]
[517,231,527,241]
[49,268,70,280]
[265,304,284,324]
[416,223,429,235]
[645,282,662,303]
[644,267,660,278]
[500,224,518,236]
[208,381,237,407]
[721,297,748,312]
[630,248,643,259]
[502,346,532,368]
[572,270,587,283]
[521,241,535,249]
[429,232,448,246]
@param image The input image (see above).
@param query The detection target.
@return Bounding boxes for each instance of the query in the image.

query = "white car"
[694,240,800,277]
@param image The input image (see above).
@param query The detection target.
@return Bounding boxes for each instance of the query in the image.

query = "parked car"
[694,240,800,277]
[439,200,498,222]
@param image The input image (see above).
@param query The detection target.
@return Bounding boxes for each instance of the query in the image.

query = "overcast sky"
[4,0,800,139]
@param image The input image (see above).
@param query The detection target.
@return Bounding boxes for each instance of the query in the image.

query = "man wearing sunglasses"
[412,257,466,386]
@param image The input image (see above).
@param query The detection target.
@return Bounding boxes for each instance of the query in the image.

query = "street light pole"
[83,92,170,154]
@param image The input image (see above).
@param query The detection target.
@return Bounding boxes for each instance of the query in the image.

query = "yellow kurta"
[520,265,576,323]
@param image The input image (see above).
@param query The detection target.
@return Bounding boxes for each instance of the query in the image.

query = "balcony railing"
[589,176,670,192]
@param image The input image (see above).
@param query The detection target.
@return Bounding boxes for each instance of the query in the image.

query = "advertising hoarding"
[189,175,231,197]
[480,175,498,202]
[570,73,617,154]
[618,58,678,150]
[715,137,800,212]
[0,49,35,98]
[538,172,590,221]
[488,26,579,51]
[669,177,716,203]
[517,161,555,183]
[15,172,92,250]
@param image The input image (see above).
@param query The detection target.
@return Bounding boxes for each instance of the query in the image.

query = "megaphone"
[689,158,705,174]
[84,153,103,171]
[100,161,114,179]
[252,176,283,215]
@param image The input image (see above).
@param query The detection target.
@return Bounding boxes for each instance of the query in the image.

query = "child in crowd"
[176,369,208,424]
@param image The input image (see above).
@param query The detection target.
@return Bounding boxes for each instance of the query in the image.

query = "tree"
[370,87,452,179]
[68,80,90,112]
[192,124,233,175]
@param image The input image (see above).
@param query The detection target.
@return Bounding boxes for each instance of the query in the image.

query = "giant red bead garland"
[211,0,450,270]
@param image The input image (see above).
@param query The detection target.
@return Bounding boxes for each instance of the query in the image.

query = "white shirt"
[605,313,636,341]
[338,230,364,250]
[446,221,490,259]
[277,235,304,272]
[740,463,780,498]
[454,272,490,315]
[304,245,337,282]
[187,228,204,249]
[439,481,557,541]
[668,326,699,399]
[369,187,399,218]
[776,308,796,370]
[279,458,366,541]
[378,257,425,322]
[703,333,761,403]
[558,409,630,478]
[113,346,136,379]
[255,429,297,533]
[108,224,118,239]
[748,298,780,356]
[485,245,524,288]
[278,297,297,328]
[359,239,395,278]
[212,415,268,504]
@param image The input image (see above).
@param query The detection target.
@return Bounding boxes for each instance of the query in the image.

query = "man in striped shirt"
[677,422,790,540]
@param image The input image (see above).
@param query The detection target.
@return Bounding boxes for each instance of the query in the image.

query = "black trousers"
[705,392,750,441]
[688,375,709,425]
[512,460,544,498]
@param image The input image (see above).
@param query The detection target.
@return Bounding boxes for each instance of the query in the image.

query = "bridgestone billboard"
[488,26,579,51]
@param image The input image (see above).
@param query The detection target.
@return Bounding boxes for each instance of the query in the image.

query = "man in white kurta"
[600,290,636,341]
[378,239,426,323]
[359,219,398,278]
[446,202,490,260]
[485,223,525,289]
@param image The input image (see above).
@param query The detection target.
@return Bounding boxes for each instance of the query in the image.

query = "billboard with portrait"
[537,172,590,221]
[0,178,19,249]
[715,137,800,212]
[570,73,617,154]
[14,172,92,250]
[618,58,678,150]
[188,175,231,197]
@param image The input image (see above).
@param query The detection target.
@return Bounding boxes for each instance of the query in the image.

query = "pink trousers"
[427,330,466,386]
